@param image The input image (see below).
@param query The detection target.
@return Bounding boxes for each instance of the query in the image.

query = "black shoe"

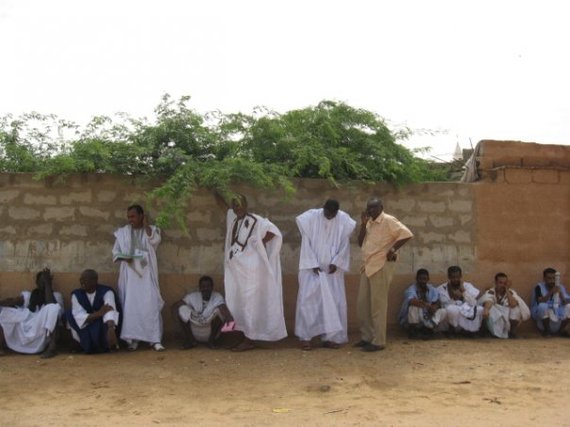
[361,344,385,352]
[353,340,370,348]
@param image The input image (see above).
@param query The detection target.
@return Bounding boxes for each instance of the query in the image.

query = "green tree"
[0,96,449,229]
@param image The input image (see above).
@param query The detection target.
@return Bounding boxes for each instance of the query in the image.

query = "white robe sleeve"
[146,225,161,250]
[296,211,319,270]
[71,294,89,329]
[102,290,119,324]
[330,212,356,272]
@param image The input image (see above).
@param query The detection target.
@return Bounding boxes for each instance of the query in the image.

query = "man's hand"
[360,211,369,224]
[386,250,397,261]
[313,267,321,275]
[328,264,337,274]
[451,288,463,300]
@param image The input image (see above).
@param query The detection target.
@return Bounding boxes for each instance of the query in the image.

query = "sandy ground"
[0,334,568,427]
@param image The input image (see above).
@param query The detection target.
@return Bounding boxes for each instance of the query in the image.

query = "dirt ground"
[0,334,568,427]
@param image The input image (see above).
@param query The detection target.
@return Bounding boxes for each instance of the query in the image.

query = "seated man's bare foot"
[300,340,312,351]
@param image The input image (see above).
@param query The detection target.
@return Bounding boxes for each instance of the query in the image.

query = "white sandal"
[152,343,165,352]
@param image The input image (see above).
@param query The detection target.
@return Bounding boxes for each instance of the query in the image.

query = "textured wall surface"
[0,140,568,338]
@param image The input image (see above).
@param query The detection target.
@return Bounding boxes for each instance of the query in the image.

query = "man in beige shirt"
[355,197,413,352]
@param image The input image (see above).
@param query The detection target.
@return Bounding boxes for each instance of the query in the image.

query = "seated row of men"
[0,265,567,357]
[0,269,232,357]
[400,266,570,339]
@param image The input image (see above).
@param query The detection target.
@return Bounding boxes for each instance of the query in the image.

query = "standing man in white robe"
[113,204,165,351]
[223,194,287,351]
[295,199,356,350]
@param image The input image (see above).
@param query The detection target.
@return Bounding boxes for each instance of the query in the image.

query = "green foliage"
[0,96,449,229]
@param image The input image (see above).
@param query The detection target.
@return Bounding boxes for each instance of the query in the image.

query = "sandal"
[301,341,312,351]
[322,341,340,349]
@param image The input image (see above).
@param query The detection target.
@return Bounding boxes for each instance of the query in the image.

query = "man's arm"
[357,211,368,247]
[43,269,56,305]
[0,295,25,307]
[387,237,412,261]
[217,303,234,323]
[482,300,493,318]
[262,231,275,245]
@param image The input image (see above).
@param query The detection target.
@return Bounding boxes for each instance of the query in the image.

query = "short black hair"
[199,275,214,286]
[82,269,99,281]
[447,265,462,276]
[543,267,556,277]
[367,196,383,207]
[127,204,144,215]
[323,199,340,213]
[416,268,430,279]
[494,272,507,281]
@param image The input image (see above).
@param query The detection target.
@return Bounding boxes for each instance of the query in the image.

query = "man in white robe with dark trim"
[223,195,287,351]
[479,272,530,339]
[438,265,482,335]
[294,199,356,350]
[113,204,165,351]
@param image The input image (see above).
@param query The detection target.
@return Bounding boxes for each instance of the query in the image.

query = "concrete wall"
[0,140,568,338]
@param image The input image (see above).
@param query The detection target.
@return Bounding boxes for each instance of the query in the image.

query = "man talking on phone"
[355,197,413,352]
[113,204,165,351]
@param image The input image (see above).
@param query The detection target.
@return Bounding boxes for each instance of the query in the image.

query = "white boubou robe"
[224,209,287,341]
[178,290,226,342]
[478,288,530,338]
[0,291,64,354]
[438,281,482,332]
[294,208,356,343]
[113,224,164,344]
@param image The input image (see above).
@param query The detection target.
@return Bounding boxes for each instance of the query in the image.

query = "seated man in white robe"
[67,269,120,353]
[0,268,63,358]
[437,265,482,336]
[295,199,356,350]
[399,268,447,339]
[479,272,530,339]
[172,276,233,349]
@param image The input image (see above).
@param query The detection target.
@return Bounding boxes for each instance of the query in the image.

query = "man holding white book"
[112,204,165,351]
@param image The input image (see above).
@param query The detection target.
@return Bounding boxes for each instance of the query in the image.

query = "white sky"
[1,0,569,160]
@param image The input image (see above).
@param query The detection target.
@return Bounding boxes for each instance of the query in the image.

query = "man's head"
[447,265,462,287]
[35,268,52,290]
[231,194,248,219]
[127,204,145,229]
[543,267,557,289]
[323,199,340,220]
[494,272,508,290]
[198,275,214,300]
[80,269,99,293]
[416,268,430,289]
[366,197,383,220]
